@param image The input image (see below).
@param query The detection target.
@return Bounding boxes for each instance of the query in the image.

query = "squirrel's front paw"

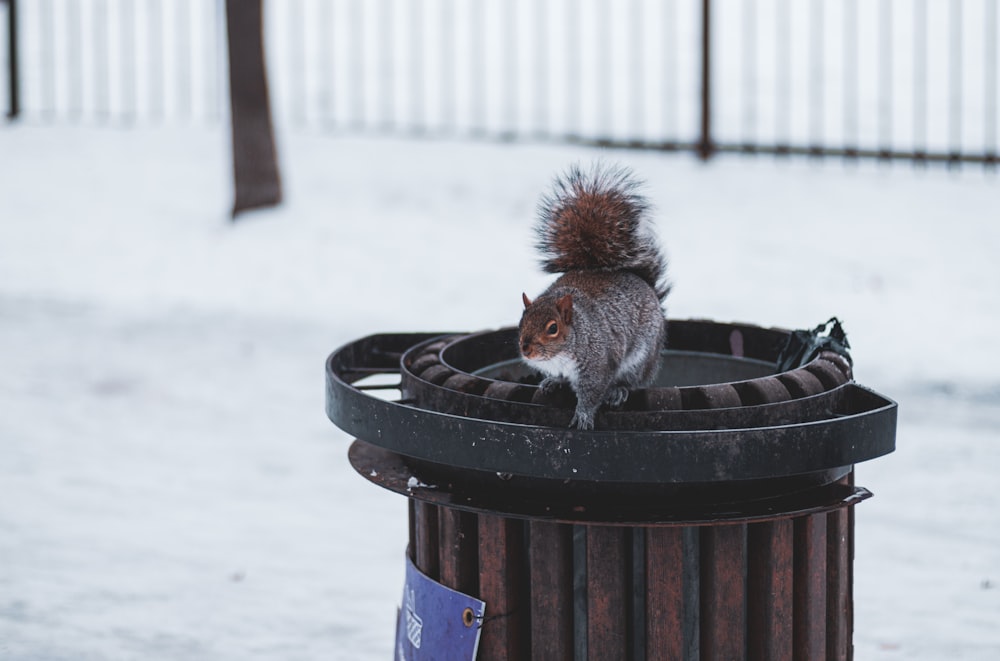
[604,386,629,409]
[538,377,564,396]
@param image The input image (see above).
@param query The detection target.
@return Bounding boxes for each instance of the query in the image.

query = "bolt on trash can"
[326,319,896,661]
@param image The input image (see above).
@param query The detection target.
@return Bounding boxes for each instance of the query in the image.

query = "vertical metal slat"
[528,521,573,661]
[793,513,828,660]
[748,519,794,661]
[439,507,479,595]
[407,498,416,561]
[700,523,747,661]
[586,524,629,661]
[645,526,690,661]
[478,513,528,661]
[847,471,857,661]
[413,500,440,579]
[826,506,851,661]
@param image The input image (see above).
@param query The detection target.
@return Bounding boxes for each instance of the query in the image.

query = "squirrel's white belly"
[525,353,580,387]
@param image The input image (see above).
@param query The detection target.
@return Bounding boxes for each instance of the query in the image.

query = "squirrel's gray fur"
[519,163,669,430]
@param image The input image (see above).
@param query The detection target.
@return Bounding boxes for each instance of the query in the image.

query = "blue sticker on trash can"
[393,553,486,661]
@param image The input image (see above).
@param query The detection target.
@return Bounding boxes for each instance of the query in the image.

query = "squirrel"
[519,163,670,430]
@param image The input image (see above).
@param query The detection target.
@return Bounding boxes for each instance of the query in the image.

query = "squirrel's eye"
[546,322,559,336]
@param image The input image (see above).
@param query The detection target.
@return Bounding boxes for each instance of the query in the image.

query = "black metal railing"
[1,0,18,119]
[4,0,998,169]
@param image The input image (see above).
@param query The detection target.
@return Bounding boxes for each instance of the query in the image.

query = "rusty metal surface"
[794,513,829,660]
[827,505,851,661]
[438,507,478,596]
[700,524,748,661]
[406,481,867,661]
[350,440,871,528]
[528,521,574,661]
[413,501,439,580]
[477,514,528,660]
[334,320,894,660]
[644,527,689,661]
[585,526,630,661]
[747,519,794,661]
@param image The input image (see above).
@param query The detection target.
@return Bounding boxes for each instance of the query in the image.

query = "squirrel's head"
[518,292,573,361]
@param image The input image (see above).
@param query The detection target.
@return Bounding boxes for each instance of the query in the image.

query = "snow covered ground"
[1,123,999,659]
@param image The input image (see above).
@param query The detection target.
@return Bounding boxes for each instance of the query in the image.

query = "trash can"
[326,319,896,661]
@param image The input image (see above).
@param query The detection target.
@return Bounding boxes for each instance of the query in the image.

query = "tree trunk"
[225,0,282,218]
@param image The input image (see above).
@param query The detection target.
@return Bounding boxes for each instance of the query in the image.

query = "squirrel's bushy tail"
[536,162,670,301]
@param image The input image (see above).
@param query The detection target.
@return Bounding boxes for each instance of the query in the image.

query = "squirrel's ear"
[556,294,573,325]
[522,292,532,309]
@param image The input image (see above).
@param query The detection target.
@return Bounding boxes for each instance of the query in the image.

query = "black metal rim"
[325,323,897,485]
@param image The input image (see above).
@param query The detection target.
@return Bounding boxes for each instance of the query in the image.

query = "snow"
[405,477,435,492]
[1,123,999,659]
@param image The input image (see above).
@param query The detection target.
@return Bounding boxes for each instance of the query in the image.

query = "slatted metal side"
[407,476,858,660]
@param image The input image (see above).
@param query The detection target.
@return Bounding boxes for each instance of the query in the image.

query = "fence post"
[698,0,714,160]
[5,0,19,119]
